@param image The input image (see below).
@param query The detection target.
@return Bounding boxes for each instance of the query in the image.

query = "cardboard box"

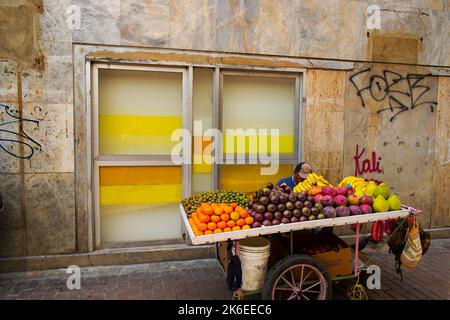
[270,230,354,278]
[312,233,353,278]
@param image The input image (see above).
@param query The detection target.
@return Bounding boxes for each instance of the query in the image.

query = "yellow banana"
[342,176,352,184]
[311,173,320,182]
[352,181,367,188]
[317,181,327,187]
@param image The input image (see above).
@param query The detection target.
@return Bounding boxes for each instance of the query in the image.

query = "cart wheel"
[262,254,332,300]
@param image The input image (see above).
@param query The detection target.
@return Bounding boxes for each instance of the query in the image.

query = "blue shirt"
[276,176,296,188]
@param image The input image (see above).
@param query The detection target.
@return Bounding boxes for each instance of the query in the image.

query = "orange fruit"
[201,202,209,209]
[309,186,322,196]
[207,222,217,231]
[217,221,227,229]
[235,206,244,212]
[242,225,251,230]
[203,207,213,216]
[188,218,195,226]
[227,220,236,228]
[214,228,223,234]
[191,212,198,219]
[232,226,241,231]
[198,223,207,232]
[230,212,240,221]
[220,213,230,222]
[236,218,245,227]
[224,206,233,214]
[239,210,249,219]
[194,217,201,226]
[204,230,213,235]
[199,214,210,223]
[211,215,221,223]
[214,207,224,215]
[230,203,238,209]
[223,227,232,232]
[244,216,254,225]
[194,230,204,236]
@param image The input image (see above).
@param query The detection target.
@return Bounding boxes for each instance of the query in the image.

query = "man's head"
[293,162,313,184]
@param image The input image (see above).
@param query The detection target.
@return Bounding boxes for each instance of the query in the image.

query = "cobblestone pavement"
[0,239,448,300]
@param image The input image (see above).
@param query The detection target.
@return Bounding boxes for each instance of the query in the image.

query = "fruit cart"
[179,203,421,300]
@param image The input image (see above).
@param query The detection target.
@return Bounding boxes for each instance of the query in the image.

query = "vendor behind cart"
[276,162,313,188]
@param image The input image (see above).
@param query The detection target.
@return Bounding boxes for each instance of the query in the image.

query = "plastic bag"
[371,221,384,242]
[400,222,422,269]
[384,219,397,236]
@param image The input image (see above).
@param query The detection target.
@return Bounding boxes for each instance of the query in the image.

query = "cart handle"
[401,205,422,215]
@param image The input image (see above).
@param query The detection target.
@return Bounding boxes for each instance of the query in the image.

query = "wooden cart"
[180,204,420,300]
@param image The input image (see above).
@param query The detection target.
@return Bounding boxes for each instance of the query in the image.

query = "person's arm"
[276,178,285,187]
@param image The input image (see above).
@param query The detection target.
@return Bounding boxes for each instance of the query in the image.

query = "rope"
[347,274,368,300]
[232,289,244,300]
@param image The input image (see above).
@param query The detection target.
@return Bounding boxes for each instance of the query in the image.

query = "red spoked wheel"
[262,254,332,300]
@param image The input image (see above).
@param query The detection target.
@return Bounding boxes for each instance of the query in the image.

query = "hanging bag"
[371,221,384,242]
[400,222,422,269]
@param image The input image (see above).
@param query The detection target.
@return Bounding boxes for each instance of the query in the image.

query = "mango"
[373,182,390,199]
[354,186,364,198]
[365,182,377,196]
[387,194,401,211]
[373,195,389,213]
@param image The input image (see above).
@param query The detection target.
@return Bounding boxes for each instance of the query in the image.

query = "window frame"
[214,69,303,191]
[91,63,192,248]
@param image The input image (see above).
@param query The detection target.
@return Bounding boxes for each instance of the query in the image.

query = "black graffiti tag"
[0,103,41,159]
[349,68,438,122]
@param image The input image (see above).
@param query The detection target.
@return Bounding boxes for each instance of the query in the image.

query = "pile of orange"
[189,202,254,236]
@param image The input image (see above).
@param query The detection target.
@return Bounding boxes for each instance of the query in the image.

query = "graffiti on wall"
[0,103,41,159]
[353,144,383,177]
[349,68,438,122]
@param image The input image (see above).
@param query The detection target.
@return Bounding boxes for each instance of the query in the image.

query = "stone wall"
[0,0,449,258]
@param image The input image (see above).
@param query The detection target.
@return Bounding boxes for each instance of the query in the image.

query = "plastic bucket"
[239,237,271,291]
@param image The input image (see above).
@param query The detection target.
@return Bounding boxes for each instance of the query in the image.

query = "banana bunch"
[294,173,333,192]
[338,176,368,189]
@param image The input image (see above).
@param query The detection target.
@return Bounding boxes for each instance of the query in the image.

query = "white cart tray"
[180,204,419,245]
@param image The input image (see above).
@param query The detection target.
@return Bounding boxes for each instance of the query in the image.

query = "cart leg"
[290,230,294,256]
[354,222,360,276]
